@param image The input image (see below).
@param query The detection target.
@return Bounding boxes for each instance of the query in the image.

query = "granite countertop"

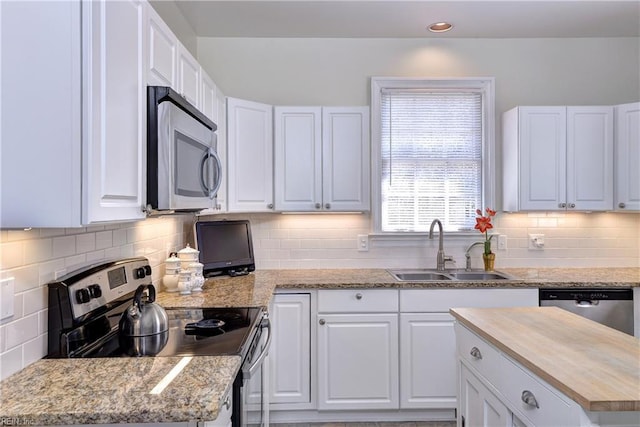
[0,356,241,425]
[450,306,640,412]
[1,267,638,425]
[158,268,640,311]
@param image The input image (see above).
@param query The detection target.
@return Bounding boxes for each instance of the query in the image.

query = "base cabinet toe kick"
[454,321,640,427]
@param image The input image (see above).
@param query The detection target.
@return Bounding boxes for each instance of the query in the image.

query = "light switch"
[0,278,15,320]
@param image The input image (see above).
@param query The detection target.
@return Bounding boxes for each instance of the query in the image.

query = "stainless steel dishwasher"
[539,288,634,335]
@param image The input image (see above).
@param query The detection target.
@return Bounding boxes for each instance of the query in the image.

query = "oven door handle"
[247,316,272,378]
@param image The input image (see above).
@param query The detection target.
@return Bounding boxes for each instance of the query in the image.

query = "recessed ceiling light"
[428,22,453,33]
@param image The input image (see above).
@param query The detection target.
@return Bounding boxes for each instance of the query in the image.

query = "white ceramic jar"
[177,244,199,264]
[178,270,192,295]
[189,262,204,292]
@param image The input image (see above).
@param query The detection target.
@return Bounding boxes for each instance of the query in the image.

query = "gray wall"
[149,0,198,56]
[197,37,639,111]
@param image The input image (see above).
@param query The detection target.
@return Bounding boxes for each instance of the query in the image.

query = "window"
[371,78,495,233]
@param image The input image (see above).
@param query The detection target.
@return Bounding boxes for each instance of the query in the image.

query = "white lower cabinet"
[400,313,456,409]
[317,289,399,411]
[459,364,511,427]
[269,293,312,408]
[454,323,632,427]
[203,392,233,427]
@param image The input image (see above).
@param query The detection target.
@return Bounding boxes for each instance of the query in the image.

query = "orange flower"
[475,207,496,255]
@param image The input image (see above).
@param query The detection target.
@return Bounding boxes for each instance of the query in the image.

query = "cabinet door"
[518,107,567,211]
[274,107,323,211]
[200,69,218,123]
[566,106,614,210]
[146,3,177,88]
[177,44,200,107]
[322,107,370,211]
[227,97,274,212]
[459,364,511,427]
[214,86,228,212]
[400,313,456,409]
[83,0,146,223]
[269,294,312,406]
[615,102,640,211]
[317,313,399,410]
[0,1,82,227]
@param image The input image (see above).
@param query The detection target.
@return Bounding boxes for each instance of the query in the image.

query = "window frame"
[370,77,496,236]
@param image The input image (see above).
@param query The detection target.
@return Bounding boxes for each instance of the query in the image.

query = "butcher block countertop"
[450,306,640,412]
[0,356,241,425]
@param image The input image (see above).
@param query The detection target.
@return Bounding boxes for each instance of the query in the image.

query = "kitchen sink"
[388,269,514,282]
[391,272,453,281]
[447,271,513,280]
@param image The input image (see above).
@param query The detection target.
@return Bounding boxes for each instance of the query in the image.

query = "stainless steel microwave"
[146,86,222,212]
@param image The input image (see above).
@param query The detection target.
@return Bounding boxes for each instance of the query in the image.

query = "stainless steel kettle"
[119,284,169,356]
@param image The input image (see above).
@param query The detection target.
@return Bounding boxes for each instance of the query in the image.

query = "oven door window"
[174,130,211,197]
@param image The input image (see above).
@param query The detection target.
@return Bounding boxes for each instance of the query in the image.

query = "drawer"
[401,288,538,312]
[317,289,398,313]
[455,323,502,383]
[498,354,572,427]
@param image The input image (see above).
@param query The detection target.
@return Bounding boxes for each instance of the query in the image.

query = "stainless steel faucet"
[429,219,453,271]
[464,241,485,271]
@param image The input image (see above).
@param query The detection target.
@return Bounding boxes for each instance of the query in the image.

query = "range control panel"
[54,258,152,320]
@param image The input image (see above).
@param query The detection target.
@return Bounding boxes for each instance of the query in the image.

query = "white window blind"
[381,90,483,232]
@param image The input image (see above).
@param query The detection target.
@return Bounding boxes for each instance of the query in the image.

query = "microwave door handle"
[199,151,211,194]
[209,149,222,199]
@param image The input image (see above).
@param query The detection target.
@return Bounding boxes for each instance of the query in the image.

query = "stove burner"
[184,318,226,336]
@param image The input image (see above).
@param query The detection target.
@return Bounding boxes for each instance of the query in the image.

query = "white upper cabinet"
[227,97,274,212]
[274,107,323,211]
[274,106,370,212]
[177,44,201,108]
[83,0,147,223]
[502,106,613,212]
[322,107,370,211]
[0,0,146,227]
[146,4,177,88]
[200,69,218,123]
[614,102,640,211]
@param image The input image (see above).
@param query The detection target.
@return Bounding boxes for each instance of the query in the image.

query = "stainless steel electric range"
[47,257,270,427]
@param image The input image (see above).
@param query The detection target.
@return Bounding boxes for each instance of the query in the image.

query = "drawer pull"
[223,395,231,410]
[319,319,326,325]
[470,347,482,360]
[521,390,540,409]
[355,293,363,300]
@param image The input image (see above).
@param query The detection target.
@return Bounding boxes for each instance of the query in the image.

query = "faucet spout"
[429,219,450,271]
[464,241,485,271]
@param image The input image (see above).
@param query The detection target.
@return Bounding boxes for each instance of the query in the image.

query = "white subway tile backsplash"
[52,235,76,258]
[76,233,96,253]
[5,314,38,349]
[0,346,23,379]
[0,216,188,380]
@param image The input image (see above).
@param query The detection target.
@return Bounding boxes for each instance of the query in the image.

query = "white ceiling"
[173,0,640,38]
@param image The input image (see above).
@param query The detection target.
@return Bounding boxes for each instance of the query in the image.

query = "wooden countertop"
[450,306,640,412]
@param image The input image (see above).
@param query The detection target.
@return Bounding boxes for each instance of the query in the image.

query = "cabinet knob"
[267,203,274,209]
[469,347,482,360]
[559,203,567,208]
[355,293,363,300]
[315,203,321,209]
[521,390,539,409]
[319,319,326,325]
[569,203,576,208]
[619,202,626,209]
[325,203,331,209]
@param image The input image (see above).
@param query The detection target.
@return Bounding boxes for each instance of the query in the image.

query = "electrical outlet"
[529,234,545,250]
[0,278,15,320]
[357,234,369,252]
[497,234,507,250]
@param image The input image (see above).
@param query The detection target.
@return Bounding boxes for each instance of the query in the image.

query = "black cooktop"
[74,307,263,359]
